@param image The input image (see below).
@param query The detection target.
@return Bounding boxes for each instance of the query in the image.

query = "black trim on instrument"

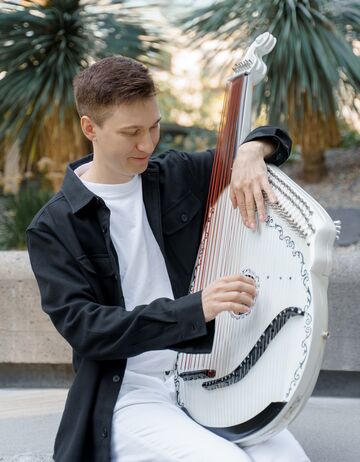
[179,307,304,388]
[192,402,286,441]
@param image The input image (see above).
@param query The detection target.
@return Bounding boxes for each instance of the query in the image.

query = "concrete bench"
[0,246,359,386]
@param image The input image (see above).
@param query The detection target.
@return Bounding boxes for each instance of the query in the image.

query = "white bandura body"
[175,32,338,445]
[176,165,336,444]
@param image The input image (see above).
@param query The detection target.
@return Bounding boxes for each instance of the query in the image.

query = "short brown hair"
[73,55,157,126]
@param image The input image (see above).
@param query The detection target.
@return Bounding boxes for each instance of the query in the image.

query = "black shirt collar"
[61,153,158,214]
[61,153,95,214]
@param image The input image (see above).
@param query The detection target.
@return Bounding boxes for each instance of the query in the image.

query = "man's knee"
[242,429,310,462]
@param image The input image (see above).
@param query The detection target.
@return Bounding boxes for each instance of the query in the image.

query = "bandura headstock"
[231,32,276,85]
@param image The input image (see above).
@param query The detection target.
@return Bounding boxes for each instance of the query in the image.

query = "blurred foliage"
[179,0,360,181]
[180,0,360,123]
[0,184,52,250]
[156,79,223,131]
[322,0,360,42]
[156,123,217,154]
[340,124,360,149]
[0,0,167,173]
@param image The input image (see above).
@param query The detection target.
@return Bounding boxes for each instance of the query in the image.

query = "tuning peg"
[333,220,341,240]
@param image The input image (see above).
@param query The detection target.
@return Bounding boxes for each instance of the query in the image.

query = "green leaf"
[177,0,360,132]
[0,0,165,170]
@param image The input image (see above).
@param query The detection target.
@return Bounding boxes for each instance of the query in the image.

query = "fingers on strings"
[230,183,278,229]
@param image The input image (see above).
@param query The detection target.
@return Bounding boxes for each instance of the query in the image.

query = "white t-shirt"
[75,161,177,409]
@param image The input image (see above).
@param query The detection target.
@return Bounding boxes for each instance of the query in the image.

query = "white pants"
[110,378,310,462]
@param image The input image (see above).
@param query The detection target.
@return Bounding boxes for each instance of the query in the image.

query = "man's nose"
[137,132,154,154]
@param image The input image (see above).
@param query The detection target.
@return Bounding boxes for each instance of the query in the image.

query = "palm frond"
[0,0,166,171]
[320,0,360,41]
[179,0,360,125]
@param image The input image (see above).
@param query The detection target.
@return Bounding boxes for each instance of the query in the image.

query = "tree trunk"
[3,140,22,194]
[38,107,90,191]
[288,91,340,183]
[301,104,327,183]
[301,145,326,183]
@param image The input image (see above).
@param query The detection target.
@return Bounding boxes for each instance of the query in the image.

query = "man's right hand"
[201,275,256,322]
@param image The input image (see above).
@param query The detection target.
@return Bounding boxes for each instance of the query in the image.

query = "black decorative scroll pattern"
[265,216,312,399]
[179,307,304,390]
[174,354,183,407]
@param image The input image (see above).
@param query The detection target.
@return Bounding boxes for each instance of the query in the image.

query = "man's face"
[84,97,161,181]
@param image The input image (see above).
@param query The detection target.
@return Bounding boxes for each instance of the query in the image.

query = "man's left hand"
[229,140,278,230]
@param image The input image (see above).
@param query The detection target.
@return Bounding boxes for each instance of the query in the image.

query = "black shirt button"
[101,427,108,438]
[102,225,107,234]
[181,213,188,223]
[113,375,120,383]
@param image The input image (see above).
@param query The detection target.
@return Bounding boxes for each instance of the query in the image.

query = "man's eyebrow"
[118,117,162,130]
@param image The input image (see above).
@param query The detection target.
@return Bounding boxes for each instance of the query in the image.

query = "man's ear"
[80,116,97,142]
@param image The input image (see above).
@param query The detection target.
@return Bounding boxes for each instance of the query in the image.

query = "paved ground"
[0,389,359,461]
[326,208,360,246]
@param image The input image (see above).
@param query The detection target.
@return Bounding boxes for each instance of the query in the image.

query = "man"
[26,56,309,461]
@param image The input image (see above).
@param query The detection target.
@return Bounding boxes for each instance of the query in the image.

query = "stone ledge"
[0,364,74,388]
[0,251,71,364]
[0,249,358,371]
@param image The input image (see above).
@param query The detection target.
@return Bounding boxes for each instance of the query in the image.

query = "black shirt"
[26,126,291,462]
